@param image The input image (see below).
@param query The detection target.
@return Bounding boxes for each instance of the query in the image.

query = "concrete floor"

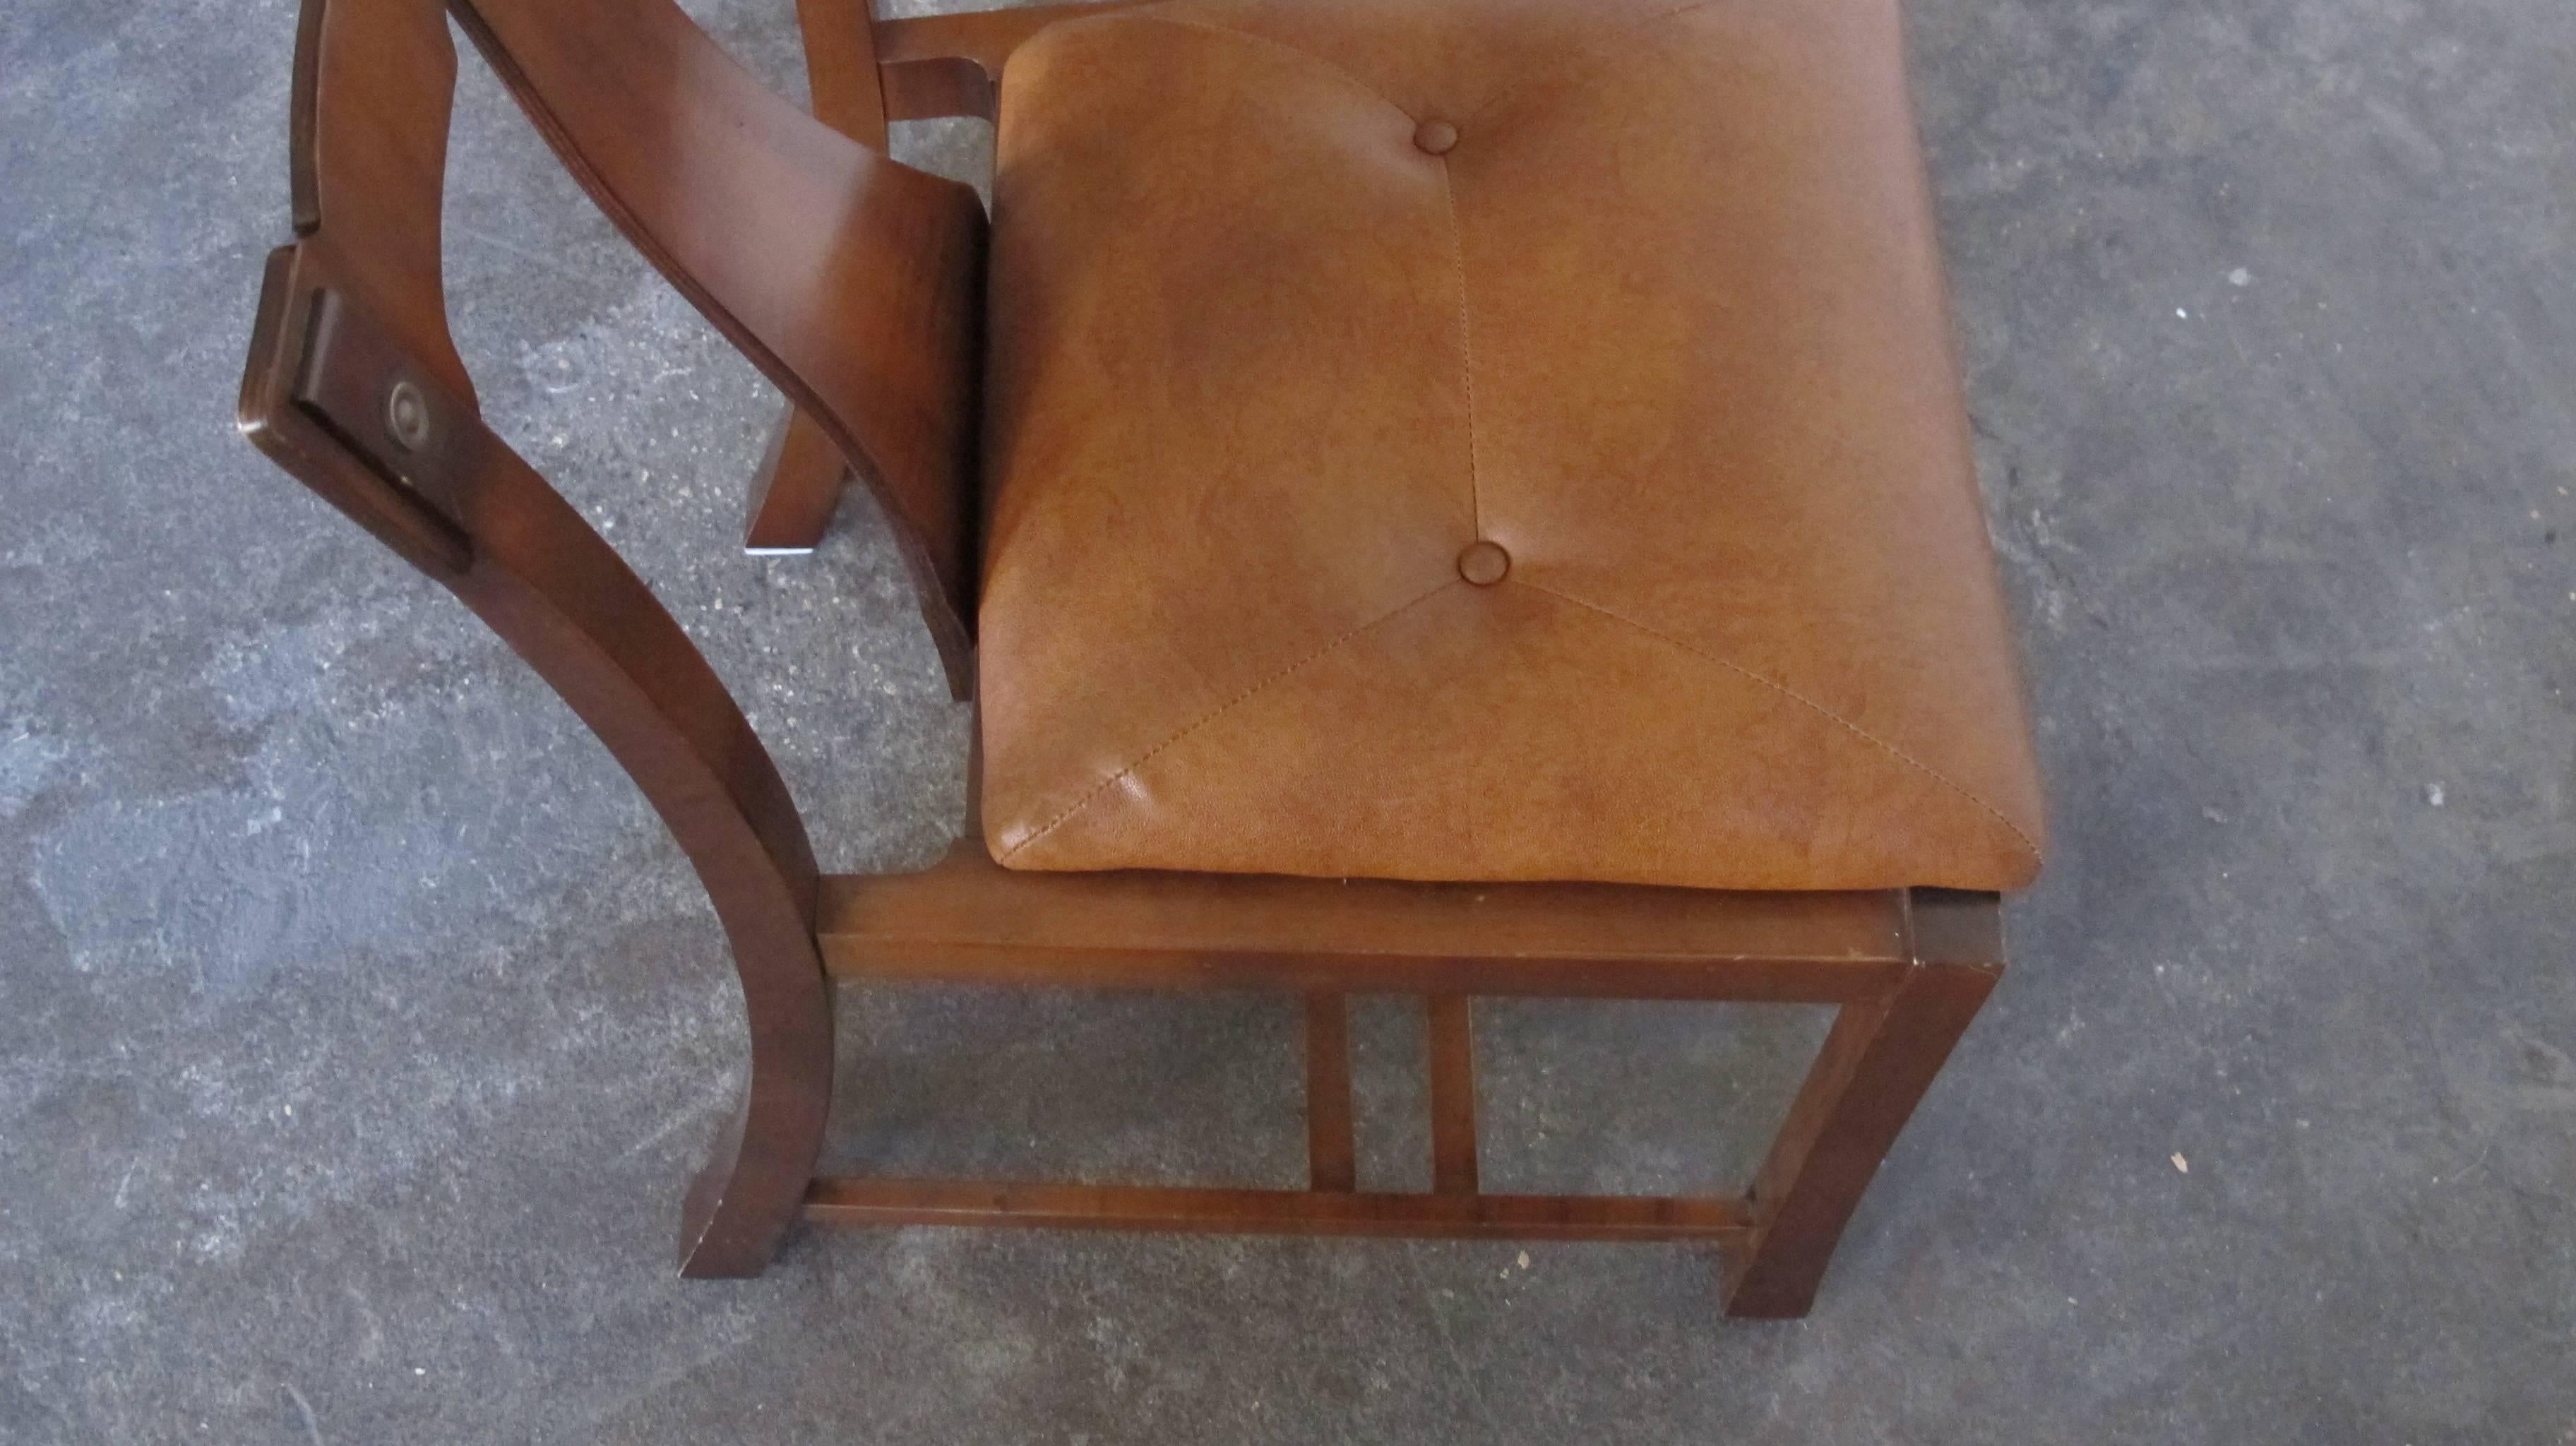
[4,0,2572,1439]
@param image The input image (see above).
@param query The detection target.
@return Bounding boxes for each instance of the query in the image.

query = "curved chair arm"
[236,0,977,1274]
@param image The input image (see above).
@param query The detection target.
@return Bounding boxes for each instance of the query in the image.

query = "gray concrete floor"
[3,0,2572,1439]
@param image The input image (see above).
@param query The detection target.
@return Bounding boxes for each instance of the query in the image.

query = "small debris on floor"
[2427,783,2445,807]
[2171,1152,2191,1174]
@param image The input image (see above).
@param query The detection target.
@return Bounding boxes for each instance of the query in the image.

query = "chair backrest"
[261,0,989,666]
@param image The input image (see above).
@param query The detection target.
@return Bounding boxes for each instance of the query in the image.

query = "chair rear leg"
[739,0,890,553]
[744,407,851,551]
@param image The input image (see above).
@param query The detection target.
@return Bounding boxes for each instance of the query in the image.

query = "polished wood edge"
[802,1178,1755,1242]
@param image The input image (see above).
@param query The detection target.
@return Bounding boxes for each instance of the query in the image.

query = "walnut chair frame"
[237,0,2008,1318]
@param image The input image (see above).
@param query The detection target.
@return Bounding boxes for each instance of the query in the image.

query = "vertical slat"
[1304,993,1356,1192]
[1426,995,1479,1195]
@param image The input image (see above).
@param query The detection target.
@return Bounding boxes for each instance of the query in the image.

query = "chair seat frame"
[237,0,2008,1319]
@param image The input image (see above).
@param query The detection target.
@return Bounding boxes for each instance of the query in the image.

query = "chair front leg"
[1722,890,2005,1317]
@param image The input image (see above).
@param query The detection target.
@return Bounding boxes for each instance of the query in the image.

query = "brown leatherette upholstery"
[975,0,2046,892]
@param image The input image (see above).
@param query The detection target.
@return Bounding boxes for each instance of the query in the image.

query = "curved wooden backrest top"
[454,0,989,671]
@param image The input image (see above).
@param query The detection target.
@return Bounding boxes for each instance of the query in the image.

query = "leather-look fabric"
[975,0,2047,892]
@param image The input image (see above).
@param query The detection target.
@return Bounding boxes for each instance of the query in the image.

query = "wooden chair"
[237,0,2044,1317]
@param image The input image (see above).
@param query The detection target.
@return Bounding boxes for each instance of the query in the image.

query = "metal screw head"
[384,380,431,452]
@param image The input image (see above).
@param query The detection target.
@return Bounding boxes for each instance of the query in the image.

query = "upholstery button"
[1414,119,1459,155]
[1457,540,1510,586]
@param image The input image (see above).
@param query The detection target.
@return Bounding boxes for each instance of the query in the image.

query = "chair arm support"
[875,0,1159,121]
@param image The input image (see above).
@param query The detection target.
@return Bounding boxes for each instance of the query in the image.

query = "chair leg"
[674,920,837,1277]
[1722,954,2000,1317]
[743,405,849,552]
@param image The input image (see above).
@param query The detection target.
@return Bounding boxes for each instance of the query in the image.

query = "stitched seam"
[1462,0,1737,129]
[1518,580,2044,863]
[1109,13,1418,124]
[996,580,1458,862]
[1438,164,1483,534]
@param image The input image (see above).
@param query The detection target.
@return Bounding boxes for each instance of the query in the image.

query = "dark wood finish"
[1426,996,1480,1195]
[1721,890,2005,1317]
[240,0,2018,1312]
[818,844,1910,1000]
[1303,993,1357,1192]
[804,1178,1754,1243]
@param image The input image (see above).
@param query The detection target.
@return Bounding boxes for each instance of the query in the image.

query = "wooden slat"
[816,845,1909,1000]
[1304,994,1357,1192]
[1426,996,1479,1195]
[803,1178,1753,1242]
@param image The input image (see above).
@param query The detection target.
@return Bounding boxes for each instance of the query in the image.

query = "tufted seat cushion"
[972,0,2046,892]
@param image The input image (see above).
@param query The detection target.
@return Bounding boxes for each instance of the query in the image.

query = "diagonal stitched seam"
[1462,0,1739,129]
[1517,580,2044,863]
[1437,162,1484,534]
[1108,13,1419,124]
[996,580,1459,862]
